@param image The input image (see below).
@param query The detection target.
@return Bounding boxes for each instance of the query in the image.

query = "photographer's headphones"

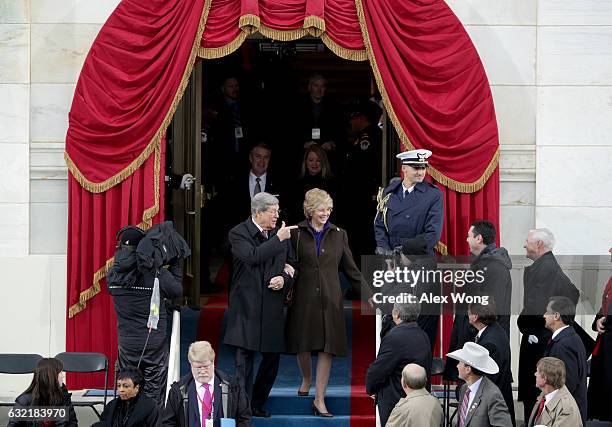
[115,225,146,249]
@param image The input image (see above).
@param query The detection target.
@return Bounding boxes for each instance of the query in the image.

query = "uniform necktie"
[458,387,471,427]
[403,189,408,199]
[534,398,545,425]
[200,383,212,425]
[254,177,262,196]
[474,334,480,344]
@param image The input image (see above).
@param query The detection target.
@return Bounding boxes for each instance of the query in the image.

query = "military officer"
[374,149,443,255]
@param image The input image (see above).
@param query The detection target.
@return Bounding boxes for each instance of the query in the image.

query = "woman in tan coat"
[286,188,365,417]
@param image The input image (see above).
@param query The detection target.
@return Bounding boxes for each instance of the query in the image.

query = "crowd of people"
[6,73,612,427]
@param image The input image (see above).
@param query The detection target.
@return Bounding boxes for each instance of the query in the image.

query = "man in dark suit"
[447,342,512,427]
[516,228,580,422]
[444,220,512,381]
[226,143,283,227]
[468,302,515,426]
[543,296,588,424]
[163,341,251,427]
[224,192,297,417]
[366,301,432,426]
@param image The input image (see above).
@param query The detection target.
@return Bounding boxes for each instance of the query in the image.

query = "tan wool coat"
[385,389,444,427]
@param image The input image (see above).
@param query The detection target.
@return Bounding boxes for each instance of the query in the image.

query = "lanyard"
[197,385,214,419]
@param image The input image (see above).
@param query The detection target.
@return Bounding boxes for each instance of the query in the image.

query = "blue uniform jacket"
[374,179,443,253]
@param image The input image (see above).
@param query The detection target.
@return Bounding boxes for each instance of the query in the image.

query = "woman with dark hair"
[8,358,78,427]
[288,145,337,223]
[94,366,159,427]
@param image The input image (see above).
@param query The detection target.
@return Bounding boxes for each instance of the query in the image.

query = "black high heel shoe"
[312,401,333,418]
[297,389,309,397]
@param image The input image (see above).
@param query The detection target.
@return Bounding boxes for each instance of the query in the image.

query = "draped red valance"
[65,0,499,388]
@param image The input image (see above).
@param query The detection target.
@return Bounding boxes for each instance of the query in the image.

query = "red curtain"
[65,0,499,387]
[64,0,207,388]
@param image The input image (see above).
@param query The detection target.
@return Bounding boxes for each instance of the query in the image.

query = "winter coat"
[444,244,512,380]
[477,322,516,426]
[527,386,583,427]
[285,221,365,356]
[108,247,182,350]
[544,326,588,424]
[7,389,77,427]
[223,218,296,353]
[516,251,579,402]
[366,322,432,427]
[93,392,160,427]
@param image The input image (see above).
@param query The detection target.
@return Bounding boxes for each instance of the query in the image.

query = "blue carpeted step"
[264,386,350,415]
[252,415,352,427]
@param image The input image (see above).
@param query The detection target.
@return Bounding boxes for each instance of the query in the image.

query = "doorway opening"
[169,37,401,307]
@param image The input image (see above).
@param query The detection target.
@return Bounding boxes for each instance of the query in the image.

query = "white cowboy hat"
[446,342,499,375]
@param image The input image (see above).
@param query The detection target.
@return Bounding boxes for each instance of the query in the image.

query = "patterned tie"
[459,387,471,427]
[261,230,268,240]
[201,383,212,425]
[254,177,262,196]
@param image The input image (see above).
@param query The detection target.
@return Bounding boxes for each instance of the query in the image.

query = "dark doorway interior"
[172,37,401,305]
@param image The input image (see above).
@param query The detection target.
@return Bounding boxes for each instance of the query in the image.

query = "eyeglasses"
[265,209,280,215]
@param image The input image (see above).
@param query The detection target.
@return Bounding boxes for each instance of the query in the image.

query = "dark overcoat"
[223,218,296,353]
[365,322,432,427]
[477,321,515,426]
[285,221,364,356]
[587,276,612,421]
[516,251,579,403]
[544,326,588,424]
[374,179,443,254]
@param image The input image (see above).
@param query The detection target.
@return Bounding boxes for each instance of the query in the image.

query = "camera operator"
[107,224,186,405]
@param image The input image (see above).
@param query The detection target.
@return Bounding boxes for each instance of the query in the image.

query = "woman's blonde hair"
[303,188,333,219]
[300,145,333,179]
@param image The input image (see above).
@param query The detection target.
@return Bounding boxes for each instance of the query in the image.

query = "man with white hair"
[224,192,297,417]
[385,363,443,427]
[163,341,251,427]
[517,228,580,423]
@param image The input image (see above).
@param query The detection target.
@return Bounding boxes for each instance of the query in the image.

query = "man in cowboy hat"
[446,342,512,427]
[374,149,443,256]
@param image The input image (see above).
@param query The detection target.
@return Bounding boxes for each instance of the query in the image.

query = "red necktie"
[459,387,471,427]
[200,383,213,426]
[534,398,545,424]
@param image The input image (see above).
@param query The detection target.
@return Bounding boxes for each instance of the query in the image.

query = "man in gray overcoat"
[223,192,297,417]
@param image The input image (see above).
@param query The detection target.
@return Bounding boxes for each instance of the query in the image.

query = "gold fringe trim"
[258,24,307,41]
[68,0,212,317]
[304,15,325,37]
[354,0,499,193]
[68,143,163,318]
[198,32,248,59]
[436,241,448,256]
[320,33,367,61]
[239,13,260,34]
[65,0,212,195]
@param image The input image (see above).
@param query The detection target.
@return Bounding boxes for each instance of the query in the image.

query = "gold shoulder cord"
[376,187,391,232]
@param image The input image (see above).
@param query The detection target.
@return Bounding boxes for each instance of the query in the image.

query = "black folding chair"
[55,352,108,419]
[0,354,44,407]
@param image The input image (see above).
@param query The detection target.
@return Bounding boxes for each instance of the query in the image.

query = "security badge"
[234,127,243,139]
[311,128,321,140]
